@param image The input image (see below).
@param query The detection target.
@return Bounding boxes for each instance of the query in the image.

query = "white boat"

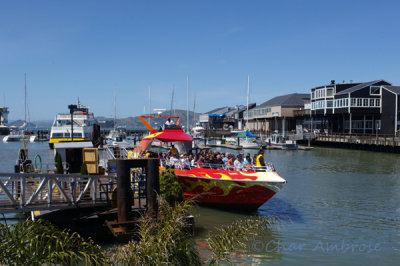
[265,134,298,150]
[49,102,96,148]
[240,138,261,149]
[3,129,27,142]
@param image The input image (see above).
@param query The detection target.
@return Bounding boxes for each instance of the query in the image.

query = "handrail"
[161,161,275,172]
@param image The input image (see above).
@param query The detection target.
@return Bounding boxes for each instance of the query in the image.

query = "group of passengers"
[155,144,267,171]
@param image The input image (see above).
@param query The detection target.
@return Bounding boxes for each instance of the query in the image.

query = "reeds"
[0,219,105,265]
[108,197,200,265]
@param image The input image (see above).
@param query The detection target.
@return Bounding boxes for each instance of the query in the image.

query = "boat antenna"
[186,76,189,133]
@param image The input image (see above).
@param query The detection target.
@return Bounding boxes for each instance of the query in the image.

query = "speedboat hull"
[161,167,286,209]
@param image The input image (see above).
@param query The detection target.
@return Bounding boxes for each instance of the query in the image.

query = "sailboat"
[3,74,30,142]
[233,75,261,149]
[105,88,129,146]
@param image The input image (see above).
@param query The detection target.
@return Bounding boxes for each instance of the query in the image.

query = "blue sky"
[1,0,400,121]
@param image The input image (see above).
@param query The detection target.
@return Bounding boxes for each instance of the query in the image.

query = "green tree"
[80,161,88,175]
[54,152,64,174]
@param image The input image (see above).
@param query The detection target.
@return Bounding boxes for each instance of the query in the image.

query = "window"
[376,99,380,107]
[363,99,369,107]
[327,100,333,108]
[351,98,356,106]
[370,99,375,107]
[326,88,334,97]
[370,86,381,95]
[357,98,362,107]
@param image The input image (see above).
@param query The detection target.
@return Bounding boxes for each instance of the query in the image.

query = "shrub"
[54,152,64,174]
[80,161,88,175]
[159,168,183,204]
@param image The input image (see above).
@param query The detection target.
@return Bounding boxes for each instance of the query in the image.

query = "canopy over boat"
[143,128,193,142]
[233,130,259,138]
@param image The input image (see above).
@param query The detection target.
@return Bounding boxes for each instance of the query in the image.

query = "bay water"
[0,141,399,265]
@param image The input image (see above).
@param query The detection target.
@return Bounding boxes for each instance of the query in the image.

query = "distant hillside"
[101,109,201,130]
[8,109,201,130]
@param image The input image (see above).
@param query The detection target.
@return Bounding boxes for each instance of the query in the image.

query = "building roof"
[382,86,400,95]
[257,93,309,108]
[205,107,229,115]
[336,80,391,95]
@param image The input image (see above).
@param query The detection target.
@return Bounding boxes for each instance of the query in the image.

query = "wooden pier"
[315,134,400,153]
[0,173,116,214]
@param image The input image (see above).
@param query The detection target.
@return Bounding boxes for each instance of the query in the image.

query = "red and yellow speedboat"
[135,115,286,210]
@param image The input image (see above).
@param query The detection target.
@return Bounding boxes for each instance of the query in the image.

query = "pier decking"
[315,134,400,153]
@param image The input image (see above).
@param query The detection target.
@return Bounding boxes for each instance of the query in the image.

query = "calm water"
[0,141,399,265]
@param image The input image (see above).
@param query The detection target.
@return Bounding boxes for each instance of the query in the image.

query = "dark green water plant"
[0,219,106,265]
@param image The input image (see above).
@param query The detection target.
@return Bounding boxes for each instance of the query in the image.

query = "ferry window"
[312,91,315,99]
[370,99,375,107]
[370,86,381,95]
[64,133,71,137]
[326,88,334,97]
[327,100,333,108]
[344,99,348,107]
[363,99,369,107]
[357,98,362,107]
[376,99,380,107]
[73,133,82,138]
[351,99,356,106]
[53,133,63,138]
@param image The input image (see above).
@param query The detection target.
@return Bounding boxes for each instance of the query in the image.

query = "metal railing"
[0,173,116,214]
[161,161,275,172]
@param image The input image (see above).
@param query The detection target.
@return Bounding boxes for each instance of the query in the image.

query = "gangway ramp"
[0,173,116,214]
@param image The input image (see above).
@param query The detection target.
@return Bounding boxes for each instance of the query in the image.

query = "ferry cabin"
[49,104,96,148]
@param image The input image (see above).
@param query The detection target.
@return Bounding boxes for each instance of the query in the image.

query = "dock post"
[146,159,160,218]
[116,160,131,224]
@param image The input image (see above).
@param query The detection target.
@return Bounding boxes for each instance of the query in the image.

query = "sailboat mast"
[246,75,250,130]
[148,86,151,126]
[186,76,189,133]
[24,73,27,130]
[113,87,116,131]
[193,89,196,127]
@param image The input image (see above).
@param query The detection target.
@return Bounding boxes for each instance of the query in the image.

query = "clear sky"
[1,0,400,121]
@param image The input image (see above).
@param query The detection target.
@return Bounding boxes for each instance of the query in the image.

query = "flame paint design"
[159,167,285,208]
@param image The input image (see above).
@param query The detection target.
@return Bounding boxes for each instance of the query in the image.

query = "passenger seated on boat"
[169,154,180,169]
[234,154,243,170]
[222,153,229,165]
[169,144,179,157]
[196,155,205,168]
[190,155,197,167]
[181,154,191,170]
[243,154,252,169]
[227,155,235,170]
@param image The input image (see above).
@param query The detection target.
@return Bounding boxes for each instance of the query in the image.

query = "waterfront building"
[199,104,255,131]
[243,93,309,134]
[309,80,400,135]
